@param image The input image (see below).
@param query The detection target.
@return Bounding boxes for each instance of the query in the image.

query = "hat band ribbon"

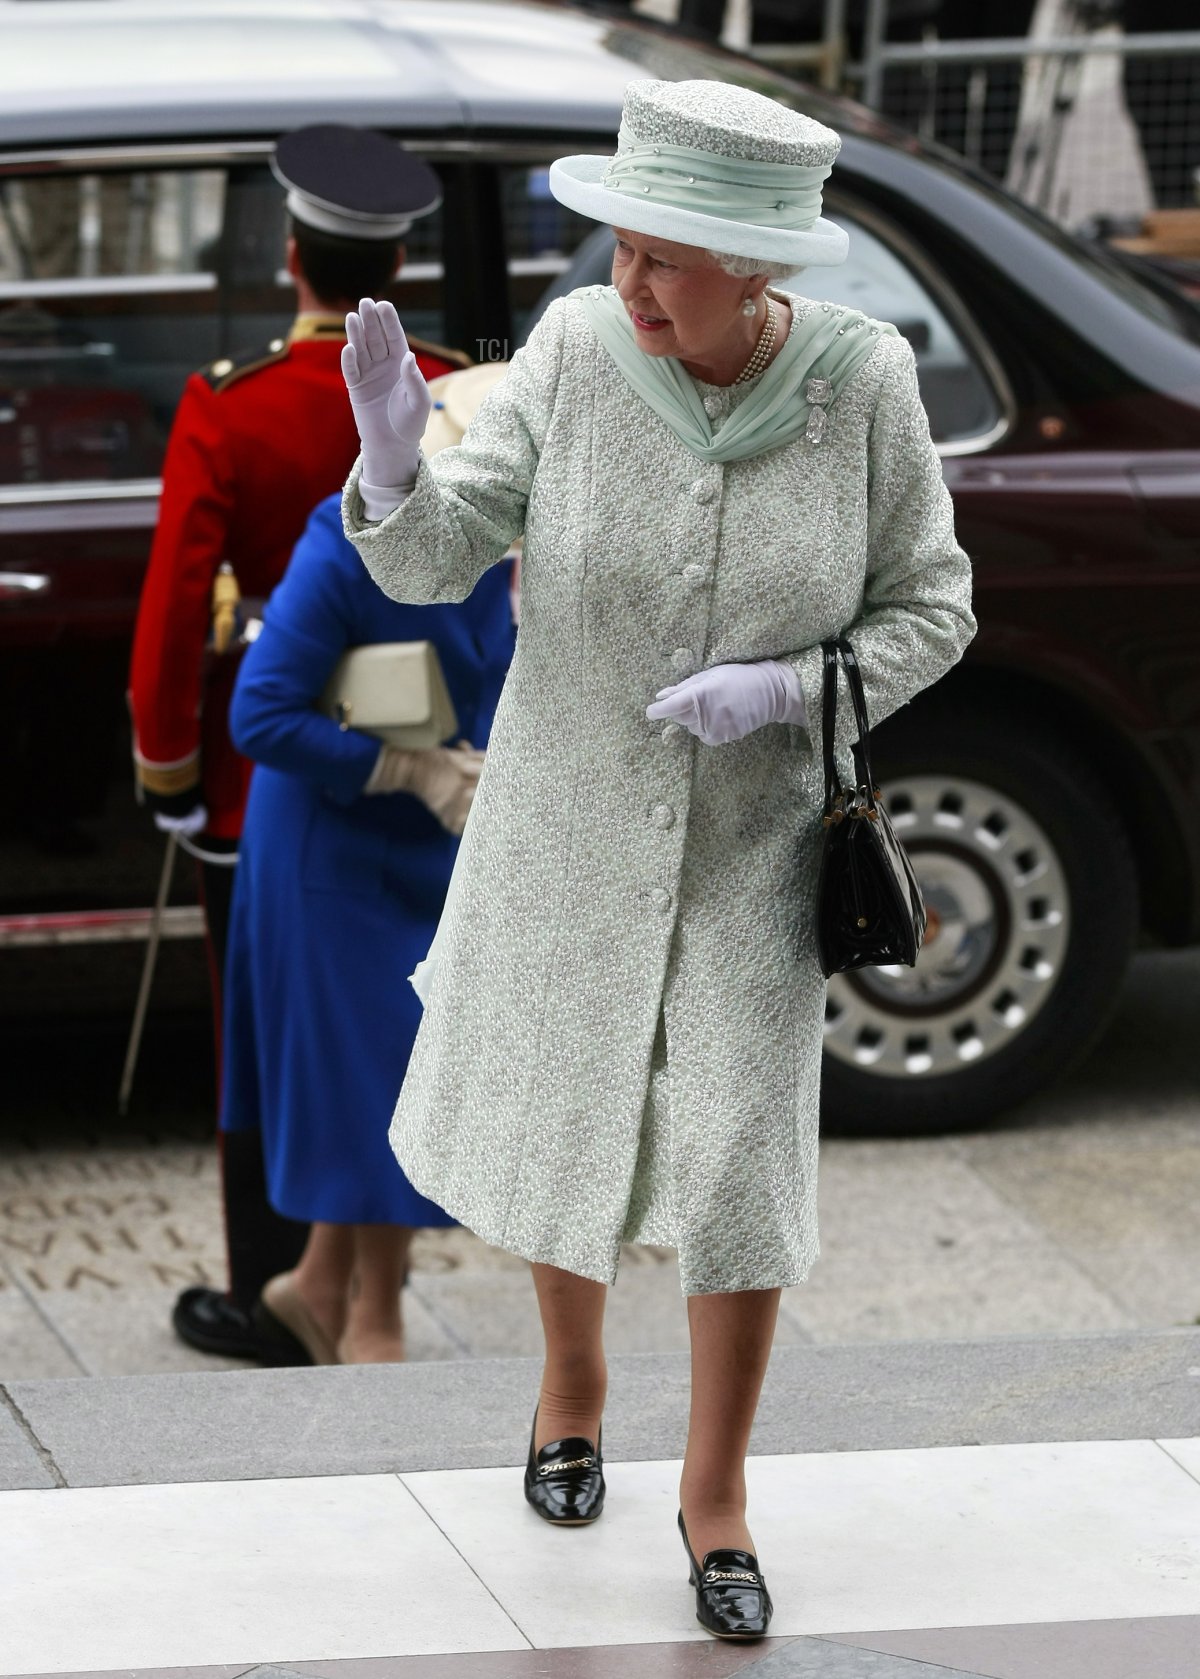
[284,188,413,240]
[601,142,829,232]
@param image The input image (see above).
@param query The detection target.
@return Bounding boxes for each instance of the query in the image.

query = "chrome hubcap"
[823,775,1071,1079]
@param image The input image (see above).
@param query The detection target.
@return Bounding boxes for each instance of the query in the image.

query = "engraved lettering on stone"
[64,1266,121,1291]
[1,1230,57,1258]
[3,1196,58,1222]
[151,1261,212,1287]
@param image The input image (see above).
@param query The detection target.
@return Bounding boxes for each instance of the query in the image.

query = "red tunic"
[129,315,463,837]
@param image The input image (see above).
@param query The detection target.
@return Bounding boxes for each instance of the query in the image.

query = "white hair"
[706,249,803,282]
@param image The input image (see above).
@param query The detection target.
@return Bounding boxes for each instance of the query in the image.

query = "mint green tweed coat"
[343,288,975,1295]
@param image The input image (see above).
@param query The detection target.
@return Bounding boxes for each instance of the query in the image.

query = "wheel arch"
[874,661,1194,947]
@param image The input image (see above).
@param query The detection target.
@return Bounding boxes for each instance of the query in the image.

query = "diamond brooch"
[805,376,832,443]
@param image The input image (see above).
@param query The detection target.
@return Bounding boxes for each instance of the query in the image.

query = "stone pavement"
[2,1332,1199,1677]
[4,948,1197,1381]
[3,1101,1198,1379]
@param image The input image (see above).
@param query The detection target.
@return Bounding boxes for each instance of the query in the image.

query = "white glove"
[341,298,432,520]
[153,805,208,837]
[645,659,807,745]
[365,742,484,835]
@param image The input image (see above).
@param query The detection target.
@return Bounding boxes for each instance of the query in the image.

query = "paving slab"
[0,1653,995,1679]
[784,1142,1133,1343]
[7,1329,1200,1489]
[412,1261,812,1360]
[0,1476,527,1671]
[34,1287,248,1377]
[0,1388,55,1489]
[0,1292,83,1380]
[281,1650,788,1678]
[1159,1438,1200,1484]
[829,1616,1200,1679]
[6,1649,797,1679]
[11,1669,253,1679]
[744,1643,993,1677]
[282,1645,989,1678]
[405,1442,1200,1644]
[36,1282,462,1376]
[959,1117,1200,1330]
[0,1144,227,1296]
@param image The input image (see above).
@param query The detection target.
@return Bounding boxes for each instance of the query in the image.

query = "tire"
[819,708,1139,1136]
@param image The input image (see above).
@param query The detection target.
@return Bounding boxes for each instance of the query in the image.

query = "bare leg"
[530,1261,608,1451]
[289,1222,355,1345]
[338,1224,414,1363]
[679,1287,781,1564]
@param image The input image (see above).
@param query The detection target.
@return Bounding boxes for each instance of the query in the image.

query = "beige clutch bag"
[319,641,458,750]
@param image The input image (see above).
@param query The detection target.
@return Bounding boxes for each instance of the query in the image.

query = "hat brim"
[549,154,848,268]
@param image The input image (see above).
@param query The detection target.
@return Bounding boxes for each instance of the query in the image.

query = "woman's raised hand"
[342,298,432,495]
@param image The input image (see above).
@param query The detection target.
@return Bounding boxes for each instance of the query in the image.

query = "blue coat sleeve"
[229,500,381,805]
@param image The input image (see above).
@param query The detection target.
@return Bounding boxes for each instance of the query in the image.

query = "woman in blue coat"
[220,489,515,1364]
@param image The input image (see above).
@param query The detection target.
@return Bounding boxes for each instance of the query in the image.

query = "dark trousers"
[199,847,308,1312]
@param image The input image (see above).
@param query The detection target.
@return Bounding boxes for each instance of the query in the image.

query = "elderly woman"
[340,81,974,1639]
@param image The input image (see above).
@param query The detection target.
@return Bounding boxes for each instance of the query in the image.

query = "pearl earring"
[742,297,757,317]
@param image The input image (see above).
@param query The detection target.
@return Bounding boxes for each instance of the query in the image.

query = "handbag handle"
[821,637,878,816]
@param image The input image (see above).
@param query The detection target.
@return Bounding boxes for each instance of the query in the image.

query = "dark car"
[2,0,1198,1132]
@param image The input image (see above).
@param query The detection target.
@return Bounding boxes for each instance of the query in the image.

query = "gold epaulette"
[201,337,290,393]
[408,334,474,369]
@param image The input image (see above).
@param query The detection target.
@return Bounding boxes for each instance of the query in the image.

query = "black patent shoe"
[678,1509,773,1640]
[523,1407,605,1525]
[172,1286,271,1361]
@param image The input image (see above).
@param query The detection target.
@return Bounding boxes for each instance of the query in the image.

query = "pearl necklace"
[734,298,777,384]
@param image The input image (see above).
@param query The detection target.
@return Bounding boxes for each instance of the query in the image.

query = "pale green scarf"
[578,285,896,464]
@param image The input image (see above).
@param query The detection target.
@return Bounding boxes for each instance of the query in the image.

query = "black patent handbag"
[815,638,927,978]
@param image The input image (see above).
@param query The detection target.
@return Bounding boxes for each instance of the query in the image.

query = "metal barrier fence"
[732,0,1200,230]
[865,23,1200,228]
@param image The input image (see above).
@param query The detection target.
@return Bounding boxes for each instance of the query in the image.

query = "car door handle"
[0,572,50,599]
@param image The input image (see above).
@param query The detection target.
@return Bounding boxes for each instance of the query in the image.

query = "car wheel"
[820,711,1139,1135]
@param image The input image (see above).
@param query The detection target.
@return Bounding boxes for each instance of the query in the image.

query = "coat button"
[681,563,707,583]
[691,480,716,503]
[670,647,695,672]
[649,887,671,912]
[652,803,676,829]
[702,394,721,418]
[660,721,685,743]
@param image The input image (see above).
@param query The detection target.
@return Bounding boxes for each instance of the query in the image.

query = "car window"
[0,168,225,486]
[0,159,452,494]
[500,162,598,344]
[798,211,1001,446]
[522,209,1003,448]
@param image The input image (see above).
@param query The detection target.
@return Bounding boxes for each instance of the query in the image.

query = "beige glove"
[365,740,484,835]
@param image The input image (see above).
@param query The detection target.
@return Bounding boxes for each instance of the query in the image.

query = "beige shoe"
[253,1272,339,1366]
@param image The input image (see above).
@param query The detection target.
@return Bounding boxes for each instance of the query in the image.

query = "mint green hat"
[549,79,848,268]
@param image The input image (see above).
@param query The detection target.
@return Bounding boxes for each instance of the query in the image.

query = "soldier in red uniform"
[128,125,467,1361]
